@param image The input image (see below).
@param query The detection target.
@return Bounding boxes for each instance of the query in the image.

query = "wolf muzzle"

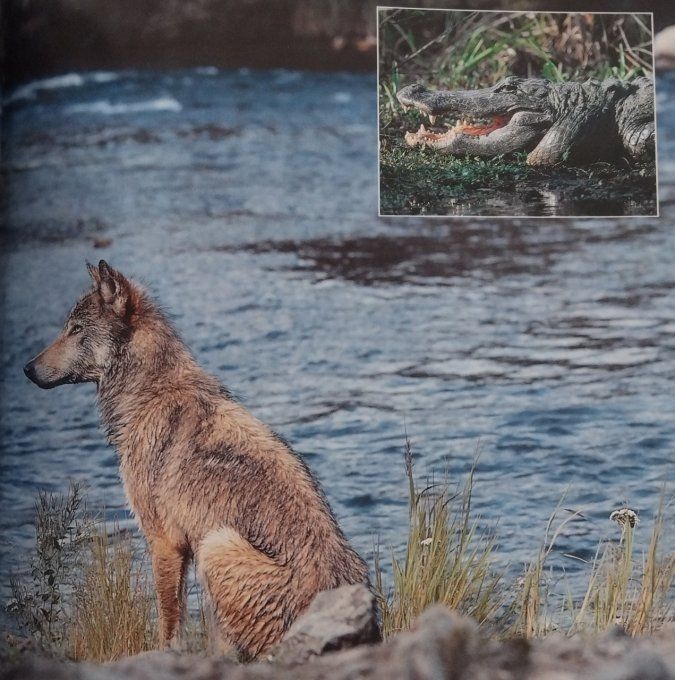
[23,361,39,383]
[23,359,63,389]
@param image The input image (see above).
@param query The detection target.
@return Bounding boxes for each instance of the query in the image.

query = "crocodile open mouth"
[404,113,512,146]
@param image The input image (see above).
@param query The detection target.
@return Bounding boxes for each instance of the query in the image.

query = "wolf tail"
[196,527,299,659]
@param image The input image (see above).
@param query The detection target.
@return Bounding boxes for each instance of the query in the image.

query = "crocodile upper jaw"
[396,80,551,150]
[396,78,551,116]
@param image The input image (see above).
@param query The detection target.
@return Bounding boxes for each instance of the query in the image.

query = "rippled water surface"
[1,69,674,605]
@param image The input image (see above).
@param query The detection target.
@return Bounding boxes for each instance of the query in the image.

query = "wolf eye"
[70,323,83,335]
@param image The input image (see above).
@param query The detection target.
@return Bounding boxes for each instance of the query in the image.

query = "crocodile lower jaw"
[405,114,511,148]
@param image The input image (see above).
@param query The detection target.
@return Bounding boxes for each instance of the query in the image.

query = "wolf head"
[24,260,139,389]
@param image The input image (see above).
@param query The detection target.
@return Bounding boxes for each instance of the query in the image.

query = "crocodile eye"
[495,81,518,93]
[70,323,83,335]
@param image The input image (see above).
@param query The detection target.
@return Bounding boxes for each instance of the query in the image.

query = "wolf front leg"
[149,537,190,647]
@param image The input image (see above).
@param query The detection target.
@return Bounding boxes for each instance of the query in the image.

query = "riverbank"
[3,586,675,679]
[3,461,673,665]
[379,145,657,217]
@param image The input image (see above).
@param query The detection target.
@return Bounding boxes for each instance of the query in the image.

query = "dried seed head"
[609,508,639,528]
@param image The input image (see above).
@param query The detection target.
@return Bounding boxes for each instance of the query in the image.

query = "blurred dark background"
[3,0,675,86]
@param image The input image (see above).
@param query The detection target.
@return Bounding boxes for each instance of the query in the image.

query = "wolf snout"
[23,360,38,383]
[23,359,53,389]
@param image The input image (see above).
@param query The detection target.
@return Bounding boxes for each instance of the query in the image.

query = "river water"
[1,69,674,609]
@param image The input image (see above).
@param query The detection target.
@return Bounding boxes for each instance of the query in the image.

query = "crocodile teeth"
[428,114,436,124]
[419,123,426,132]
[402,104,410,112]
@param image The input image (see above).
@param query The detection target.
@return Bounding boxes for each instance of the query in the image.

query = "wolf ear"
[86,262,101,286]
[97,260,132,318]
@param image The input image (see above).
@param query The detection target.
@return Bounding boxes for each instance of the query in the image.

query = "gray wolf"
[24,260,370,659]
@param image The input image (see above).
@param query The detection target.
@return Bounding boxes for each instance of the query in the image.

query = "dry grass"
[6,485,211,661]
[7,461,674,661]
[570,495,675,636]
[375,443,674,641]
[374,439,502,637]
[8,488,156,661]
[509,501,585,638]
[70,528,156,662]
[181,570,212,655]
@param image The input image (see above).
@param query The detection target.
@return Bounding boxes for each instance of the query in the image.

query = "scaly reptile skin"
[396,76,654,166]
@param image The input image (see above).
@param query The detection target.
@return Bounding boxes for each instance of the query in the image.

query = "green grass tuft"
[374,441,674,640]
[374,439,502,637]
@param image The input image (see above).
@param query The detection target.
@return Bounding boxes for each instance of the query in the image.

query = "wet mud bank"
[379,157,657,217]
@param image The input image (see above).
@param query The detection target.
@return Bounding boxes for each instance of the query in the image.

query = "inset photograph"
[378,9,657,217]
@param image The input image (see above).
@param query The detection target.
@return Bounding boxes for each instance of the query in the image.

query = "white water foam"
[89,72,120,83]
[6,71,121,105]
[7,73,85,103]
[66,96,182,115]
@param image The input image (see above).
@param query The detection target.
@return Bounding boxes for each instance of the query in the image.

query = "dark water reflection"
[222,220,661,285]
[1,69,674,612]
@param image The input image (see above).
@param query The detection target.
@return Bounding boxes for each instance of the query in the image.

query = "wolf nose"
[23,361,37,382]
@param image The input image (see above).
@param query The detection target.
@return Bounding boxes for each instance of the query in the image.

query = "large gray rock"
[595,650,674,680]
[365,605,480,680]
[272,583,381,664]
[2,604,674,680]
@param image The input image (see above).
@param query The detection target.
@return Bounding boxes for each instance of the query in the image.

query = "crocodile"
[396,76,655,166]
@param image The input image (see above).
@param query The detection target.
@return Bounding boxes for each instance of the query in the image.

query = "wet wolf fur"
[24,261,371,659]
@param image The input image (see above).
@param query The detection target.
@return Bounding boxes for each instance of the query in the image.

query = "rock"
[105,650,247,680]
[272,604,483,680]
[0,656,84,680]
[595,649,674,680]
[655,26,675,71]
[368,606,478,680]
[2,605,674,680]
[0,652,247,680]
[272,583,381,664]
